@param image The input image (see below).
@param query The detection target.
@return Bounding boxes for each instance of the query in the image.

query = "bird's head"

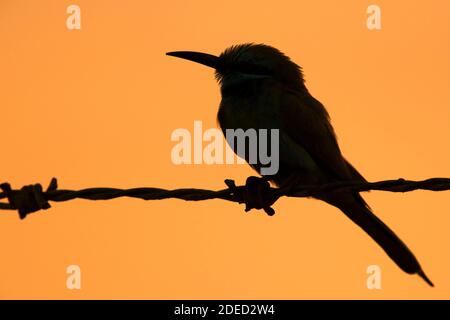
[166,43,305,91]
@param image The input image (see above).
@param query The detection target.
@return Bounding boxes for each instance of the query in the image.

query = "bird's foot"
[225,176,279,216]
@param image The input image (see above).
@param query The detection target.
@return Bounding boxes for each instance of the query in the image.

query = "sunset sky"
[0,0,449,299]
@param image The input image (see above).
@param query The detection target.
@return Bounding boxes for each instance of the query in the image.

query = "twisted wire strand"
[1,177,449,219]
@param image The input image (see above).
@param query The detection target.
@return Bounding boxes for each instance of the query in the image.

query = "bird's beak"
[166,51,220,70]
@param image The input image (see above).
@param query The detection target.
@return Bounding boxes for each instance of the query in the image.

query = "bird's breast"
[217,80,323,182]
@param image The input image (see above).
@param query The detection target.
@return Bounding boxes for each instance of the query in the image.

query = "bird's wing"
[280,88,354,181]
[280,89,430,285]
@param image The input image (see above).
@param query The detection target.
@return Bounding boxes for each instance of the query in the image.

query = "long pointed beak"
[166,51,220,69]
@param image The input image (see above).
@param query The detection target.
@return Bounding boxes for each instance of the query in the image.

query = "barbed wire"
[1,177,449,219]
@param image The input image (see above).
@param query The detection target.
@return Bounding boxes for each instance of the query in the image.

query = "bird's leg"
[242,176,278,216]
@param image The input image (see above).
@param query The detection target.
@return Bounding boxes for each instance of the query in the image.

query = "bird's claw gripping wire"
[0,178,58,219]
[225,176,279,216]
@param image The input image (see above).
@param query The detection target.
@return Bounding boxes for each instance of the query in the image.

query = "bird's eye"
[235,61,271,76]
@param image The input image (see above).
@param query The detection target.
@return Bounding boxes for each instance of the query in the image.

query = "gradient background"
[0,0,449,299]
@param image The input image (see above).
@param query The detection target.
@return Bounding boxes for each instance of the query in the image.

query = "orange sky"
[0,0,449,299]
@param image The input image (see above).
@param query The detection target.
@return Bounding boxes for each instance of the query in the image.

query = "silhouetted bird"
[167,43,433,286]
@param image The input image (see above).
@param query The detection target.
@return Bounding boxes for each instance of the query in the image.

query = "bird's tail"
[327,192,433,286]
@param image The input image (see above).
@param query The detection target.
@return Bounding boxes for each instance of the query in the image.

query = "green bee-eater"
[167,43,432,286]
